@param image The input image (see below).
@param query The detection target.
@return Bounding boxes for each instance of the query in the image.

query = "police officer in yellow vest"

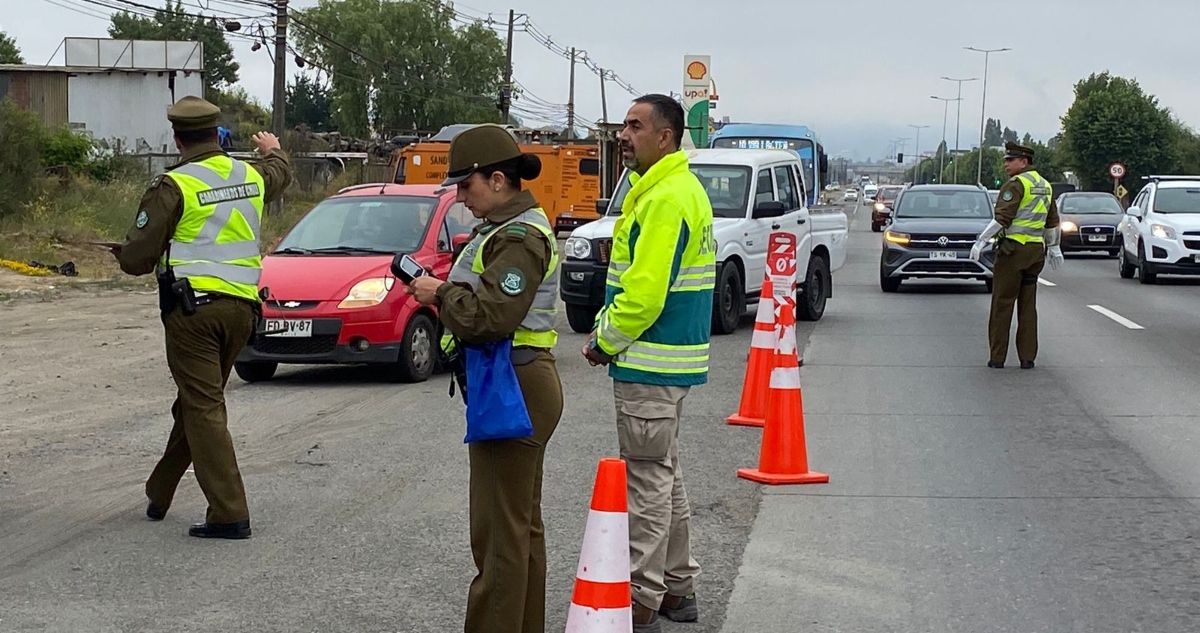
[970,140,1062,369]
[112,96,293,539]
[406,124,564,633]
[583,95,716,633]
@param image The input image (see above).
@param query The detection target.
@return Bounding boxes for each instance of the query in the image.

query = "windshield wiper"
[308,246,397,255]
[271,247,313,255]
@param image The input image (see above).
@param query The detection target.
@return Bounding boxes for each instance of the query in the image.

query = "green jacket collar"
[481,189,538,229]
[626,150,689,213]
[173,142,227,168]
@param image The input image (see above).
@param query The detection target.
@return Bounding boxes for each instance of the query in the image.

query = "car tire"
[871,222,882,233]
[1118,247,1136,279]
[1108,248,1120,259]
[797,255,830,322]
[880,269,901,293]
[711,262,744,335]
[235,361,277,383]
[984,279,994,293]
[391,313,436,383]
[566,303,599,334]
[1137,243,1158,285]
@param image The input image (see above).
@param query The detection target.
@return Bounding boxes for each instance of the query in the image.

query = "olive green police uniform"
[986,141,1060,367]
[116,96,293,538]
[432,124,564,633]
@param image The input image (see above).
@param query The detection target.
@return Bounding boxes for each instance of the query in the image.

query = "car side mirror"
[1126,205,1141,218]
[752,200,787,219]
[595,198,610,215]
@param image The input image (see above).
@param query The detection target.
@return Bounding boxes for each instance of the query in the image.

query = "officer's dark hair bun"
[517,153,541,181]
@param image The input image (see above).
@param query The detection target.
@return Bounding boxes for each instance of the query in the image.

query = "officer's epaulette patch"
[505,224,528,238]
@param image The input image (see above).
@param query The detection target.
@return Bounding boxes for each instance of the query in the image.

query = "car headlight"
[1151,223,1176,240]
[564,237,592,260]
[338,277,394,309]
[1060,220,1078,232]
[884,230,910,245]
[874,202,886,212]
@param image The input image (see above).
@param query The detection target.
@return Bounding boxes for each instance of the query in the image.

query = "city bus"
[708,123,828,206]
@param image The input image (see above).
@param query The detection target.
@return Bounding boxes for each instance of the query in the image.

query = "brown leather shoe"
[660,593,699,622]
[632,601,661,633]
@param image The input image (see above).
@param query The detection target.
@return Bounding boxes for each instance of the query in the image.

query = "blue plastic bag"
[462,338,534,443]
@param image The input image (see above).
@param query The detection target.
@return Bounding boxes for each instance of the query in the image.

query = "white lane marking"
[1038,278,1056,287]
[1087,304,1144,330]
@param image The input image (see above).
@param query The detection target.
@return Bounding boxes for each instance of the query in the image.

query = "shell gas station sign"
[682,55,713,149]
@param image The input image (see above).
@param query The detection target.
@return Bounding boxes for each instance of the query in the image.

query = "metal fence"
[127,153,394,192]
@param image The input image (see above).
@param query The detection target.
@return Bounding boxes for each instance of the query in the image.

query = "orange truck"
[390,139,607,235]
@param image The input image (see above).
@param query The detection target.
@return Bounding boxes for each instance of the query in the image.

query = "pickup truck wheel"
[711,262,743,335]
[797,255,830,321]
[235,361,277,383]
[1118,247,1136,279]
[566,303,599,334]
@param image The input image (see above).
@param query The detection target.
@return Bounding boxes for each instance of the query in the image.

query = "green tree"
[0,31,23,64]
[1060,72,1177,191]
[1002,127,1018,143]
[294,0,506,137]
[0,98,46,218]
[286,73,334,132]
[984,118,1002,146]
[108,2,239,93]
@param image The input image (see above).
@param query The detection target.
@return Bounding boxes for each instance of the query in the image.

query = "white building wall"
[68,71,204,153]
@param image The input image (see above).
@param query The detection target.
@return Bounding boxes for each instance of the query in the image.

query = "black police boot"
[1021,360,1035,369]
[987,360,1004,369]
[146,497,167,521]
[188,520,251,540]
[659,593,699,622]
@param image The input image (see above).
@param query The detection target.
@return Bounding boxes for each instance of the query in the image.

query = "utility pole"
[940,76,978,184]
[598,67,608,123]
[271,0,288,138]
[566,47,576,137]
[908,124,929,183]
[931,95,961,182]
[500,9,515,124]
[966,46,1012,185]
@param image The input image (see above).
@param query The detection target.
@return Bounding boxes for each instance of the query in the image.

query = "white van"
[862,183,879,202]
[559,149,849,334]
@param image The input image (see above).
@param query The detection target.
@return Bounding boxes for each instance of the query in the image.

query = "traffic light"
[993,177,1002,187]
[896,153,903,163]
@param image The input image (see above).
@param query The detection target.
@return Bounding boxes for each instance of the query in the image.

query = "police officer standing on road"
[406,124,564,633]
[112,95,293,539]
[970,140,1063,369]
[583,94,716,633]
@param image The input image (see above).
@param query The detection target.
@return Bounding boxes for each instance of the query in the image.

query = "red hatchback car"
[234,183,481,383]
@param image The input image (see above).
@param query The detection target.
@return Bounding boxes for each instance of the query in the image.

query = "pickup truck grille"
[595,238,612,264]
[906,233,978,249]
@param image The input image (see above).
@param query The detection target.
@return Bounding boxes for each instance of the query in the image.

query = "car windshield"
[894,190,992,219]
[607,165,753,218]
[275,195,437,254]
[1060,194,1123,214]
[879,188,901,201]
[1153,187,1200,214]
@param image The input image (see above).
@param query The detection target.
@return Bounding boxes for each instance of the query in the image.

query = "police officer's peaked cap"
[168,96,222,132]
[442,124,524,186]
[1004,140,1035,161]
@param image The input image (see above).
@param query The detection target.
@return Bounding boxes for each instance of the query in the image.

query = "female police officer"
[406,124,563,633]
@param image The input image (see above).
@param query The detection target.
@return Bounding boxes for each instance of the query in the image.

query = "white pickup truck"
[559,148,849,334]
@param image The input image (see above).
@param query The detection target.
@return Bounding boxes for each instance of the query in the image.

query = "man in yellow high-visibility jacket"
[114,96,292,539]
[583,94,716,633]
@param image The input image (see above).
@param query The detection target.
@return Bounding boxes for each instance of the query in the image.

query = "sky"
[5,0,1200,161]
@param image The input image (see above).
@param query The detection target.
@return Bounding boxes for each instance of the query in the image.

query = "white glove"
[969,242,983,261]
[977,219,1004,244]
[1047,246,1064,271]
[1043,226,1061,248]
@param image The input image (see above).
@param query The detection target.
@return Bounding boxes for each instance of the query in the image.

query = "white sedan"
[843,189,859,201]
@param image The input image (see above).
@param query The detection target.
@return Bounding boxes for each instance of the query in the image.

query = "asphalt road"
[720,198,1200,631]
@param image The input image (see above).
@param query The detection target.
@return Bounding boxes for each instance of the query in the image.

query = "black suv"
[879,185,996,292]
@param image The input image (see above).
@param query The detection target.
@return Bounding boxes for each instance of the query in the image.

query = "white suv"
[1118,175,1200,284]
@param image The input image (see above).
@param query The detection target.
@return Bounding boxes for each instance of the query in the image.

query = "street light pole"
[941,76,978,184]
[930,95,961,182]
[966,46,1011,185]
[908,124,929,183]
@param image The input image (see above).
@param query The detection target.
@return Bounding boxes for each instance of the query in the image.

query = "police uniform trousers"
[613,380,702,611]
[145,296,256,524]
[464,351,563,633]
[988,240,1046,363]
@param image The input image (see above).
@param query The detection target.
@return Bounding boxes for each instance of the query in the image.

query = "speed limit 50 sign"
[1109,162,1126,179]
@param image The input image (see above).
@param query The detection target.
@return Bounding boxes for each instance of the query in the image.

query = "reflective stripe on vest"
[162,157,266,301]
[1007,170,1050,244]
[441,208,559,351]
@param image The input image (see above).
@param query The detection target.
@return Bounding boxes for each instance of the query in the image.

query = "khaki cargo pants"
[613,380,702,611]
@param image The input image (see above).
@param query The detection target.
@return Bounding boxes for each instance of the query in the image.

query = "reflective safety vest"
[597,149,716,387]
[439,208,560,354]
[1006,169,1051,244]
[159,155,266,303]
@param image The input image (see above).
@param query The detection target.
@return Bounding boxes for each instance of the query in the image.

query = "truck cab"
[559,149,849,335]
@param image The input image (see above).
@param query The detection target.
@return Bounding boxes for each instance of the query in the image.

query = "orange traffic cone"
[727,276,777,427]
[737,294,829,485]
[565,458,633,633]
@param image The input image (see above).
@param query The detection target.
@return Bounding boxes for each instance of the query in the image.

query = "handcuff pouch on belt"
[156,245,212,317]
[441,334,469,405]
[995,228,1018,257]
